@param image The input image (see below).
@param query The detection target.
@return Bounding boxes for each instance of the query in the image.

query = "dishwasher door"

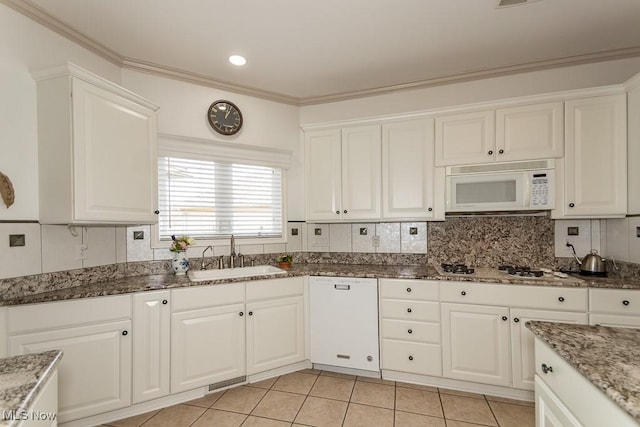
[310,276,379,372]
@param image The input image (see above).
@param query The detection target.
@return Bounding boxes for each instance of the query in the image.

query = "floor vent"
[497,0,542,7]
[208,376,246,392]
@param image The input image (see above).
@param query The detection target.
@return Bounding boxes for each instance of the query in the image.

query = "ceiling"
[6,0,640,105]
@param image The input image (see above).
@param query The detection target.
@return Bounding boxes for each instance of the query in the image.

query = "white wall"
[300,57,640,125]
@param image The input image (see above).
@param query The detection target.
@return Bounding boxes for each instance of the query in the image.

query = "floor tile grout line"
[289,370,321,425]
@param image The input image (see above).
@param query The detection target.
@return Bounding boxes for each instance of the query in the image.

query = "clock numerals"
[207,100,243,135]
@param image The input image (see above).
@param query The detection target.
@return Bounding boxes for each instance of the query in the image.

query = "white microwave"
[445,160,555,213]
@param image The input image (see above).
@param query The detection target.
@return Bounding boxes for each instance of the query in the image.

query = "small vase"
[172,251,190,275]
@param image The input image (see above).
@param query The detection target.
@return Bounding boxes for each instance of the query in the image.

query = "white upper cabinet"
[382,118,444,220]
[35,64,159,225]
[626,73,640,215]
[435,110,495,166]
[496,101,564,161]
[435,102,563,166]
[305,125,381,221]
[554,94,627,218]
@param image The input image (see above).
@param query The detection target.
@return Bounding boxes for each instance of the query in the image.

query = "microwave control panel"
[530,172,550,206]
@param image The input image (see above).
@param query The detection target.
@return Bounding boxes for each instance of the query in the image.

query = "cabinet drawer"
[246,277,304,301]
[380,300,439,322]
[381,339,441,376]
[589,313,640,328]
[379,279,439,301]
[440,282,588,311]
[381,319,440,344]
[589,289,640,314]
[172,282,245,312]
[7,295,131,334]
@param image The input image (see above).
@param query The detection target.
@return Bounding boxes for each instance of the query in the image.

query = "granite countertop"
[527,321,640,422]
[0,350,63,427]
[1,263,639,307]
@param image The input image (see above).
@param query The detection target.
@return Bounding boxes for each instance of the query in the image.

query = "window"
[153,134,291,245]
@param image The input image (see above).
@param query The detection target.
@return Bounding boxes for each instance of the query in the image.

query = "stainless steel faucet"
[200,245,213,270]
[229,234,236,268]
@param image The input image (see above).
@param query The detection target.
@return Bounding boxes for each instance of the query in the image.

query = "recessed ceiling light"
[229,55,247,66]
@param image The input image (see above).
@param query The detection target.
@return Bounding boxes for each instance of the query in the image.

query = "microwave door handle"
[523,174,532,207]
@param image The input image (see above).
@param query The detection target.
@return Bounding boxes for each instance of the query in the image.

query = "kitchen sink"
[187,265,287,281]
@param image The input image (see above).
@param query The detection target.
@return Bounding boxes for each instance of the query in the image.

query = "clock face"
[207,100,243,135]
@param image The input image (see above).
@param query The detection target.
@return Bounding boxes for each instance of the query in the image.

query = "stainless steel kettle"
[566,243,615,277]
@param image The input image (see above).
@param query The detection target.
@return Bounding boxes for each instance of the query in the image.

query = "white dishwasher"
[309,276,379,373]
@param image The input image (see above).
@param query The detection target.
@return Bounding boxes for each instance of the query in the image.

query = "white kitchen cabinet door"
[535,377,582,427]
[558,94,627,218]
[496,101,564,162]
[382,118,443,220]
[171,303,245,393]
[341,125,382,220]
[304,129,342,221]
[435,110,495,166]
[510,309,587,391]
[441,303,511,387]
[36,65,159,224]
[132,291,170,404]
[9,320,132,423]
[246,296,305,375]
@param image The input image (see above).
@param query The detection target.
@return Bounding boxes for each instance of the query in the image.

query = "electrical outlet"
[75,244,88,260]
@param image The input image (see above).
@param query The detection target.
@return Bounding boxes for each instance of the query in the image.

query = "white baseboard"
[313,363,381,378]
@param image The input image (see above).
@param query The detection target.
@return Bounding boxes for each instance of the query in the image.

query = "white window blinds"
[157,156,284,240]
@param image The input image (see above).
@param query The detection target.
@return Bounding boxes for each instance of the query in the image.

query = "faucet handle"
[217,256,224,269]
[238,254,245,268]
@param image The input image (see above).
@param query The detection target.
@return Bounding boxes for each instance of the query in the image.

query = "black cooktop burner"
[499,265,544,277]
[441,263,475,275]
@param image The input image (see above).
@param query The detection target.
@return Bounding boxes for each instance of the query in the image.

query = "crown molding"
[4,0,640,107]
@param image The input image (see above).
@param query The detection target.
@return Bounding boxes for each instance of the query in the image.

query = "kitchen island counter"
[0,350,62,427]
[527,321,640,423]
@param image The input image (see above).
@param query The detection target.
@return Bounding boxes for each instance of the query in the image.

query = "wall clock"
[207,100,243,136]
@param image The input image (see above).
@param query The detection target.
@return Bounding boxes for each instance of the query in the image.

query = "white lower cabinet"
[535,377,582,427]
[19,370,58,427]
[246,296,304,375]
[132,291,170,404]
[441,303,512,387]
[170,289,245,393]
[7,296,132,424]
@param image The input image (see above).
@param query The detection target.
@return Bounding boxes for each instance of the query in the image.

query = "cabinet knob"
[122,330,128,336]
[461,291,466,296]
[407,308,412,313]
[239,312,244,316]
[514,318,520,323]
[558,297,565,302]
[623,300,630,306]
[408,329,413,334]
[498,149,504,154]
[569,203,575,208]
[343,209,348,214]
[541,363,553,374]
[336,210,340,214]
[154,210,160,214]
[501,316,508,321]
[162,299,168,304]
[428,207,433,212]
[248,311,253,316]
[408,355,414,361]
[406,287,412,293]
[488,150,493,155]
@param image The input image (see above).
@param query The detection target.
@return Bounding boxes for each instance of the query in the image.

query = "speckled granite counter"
[1,263,639,307]
[527,321,640,422]
[0,350,62,427]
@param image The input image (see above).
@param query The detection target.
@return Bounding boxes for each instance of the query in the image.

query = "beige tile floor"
[101,369,534,427]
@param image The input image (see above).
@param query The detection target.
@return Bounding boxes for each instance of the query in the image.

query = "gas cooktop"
[436,263,584,285]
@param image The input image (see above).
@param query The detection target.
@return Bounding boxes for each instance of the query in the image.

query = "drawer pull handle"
[407,287,412,293]
[407,308,412,313]
[498,149,504,154]
[407,329,413,334]
[541,363,553,374]
[239,312,244,316]
[461,291,466,296]
[336,210,340,214]
[514,318,520,323]
[558,297,565,302]
[343,210,348,214]
[569,203,575,208]
[122,330,128,336]
[488,150,493,155]
[408,355,414,361]
[623,300,630,306]
[162,299,168,304]
[501,316,508,321]
[248,311,253,316]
